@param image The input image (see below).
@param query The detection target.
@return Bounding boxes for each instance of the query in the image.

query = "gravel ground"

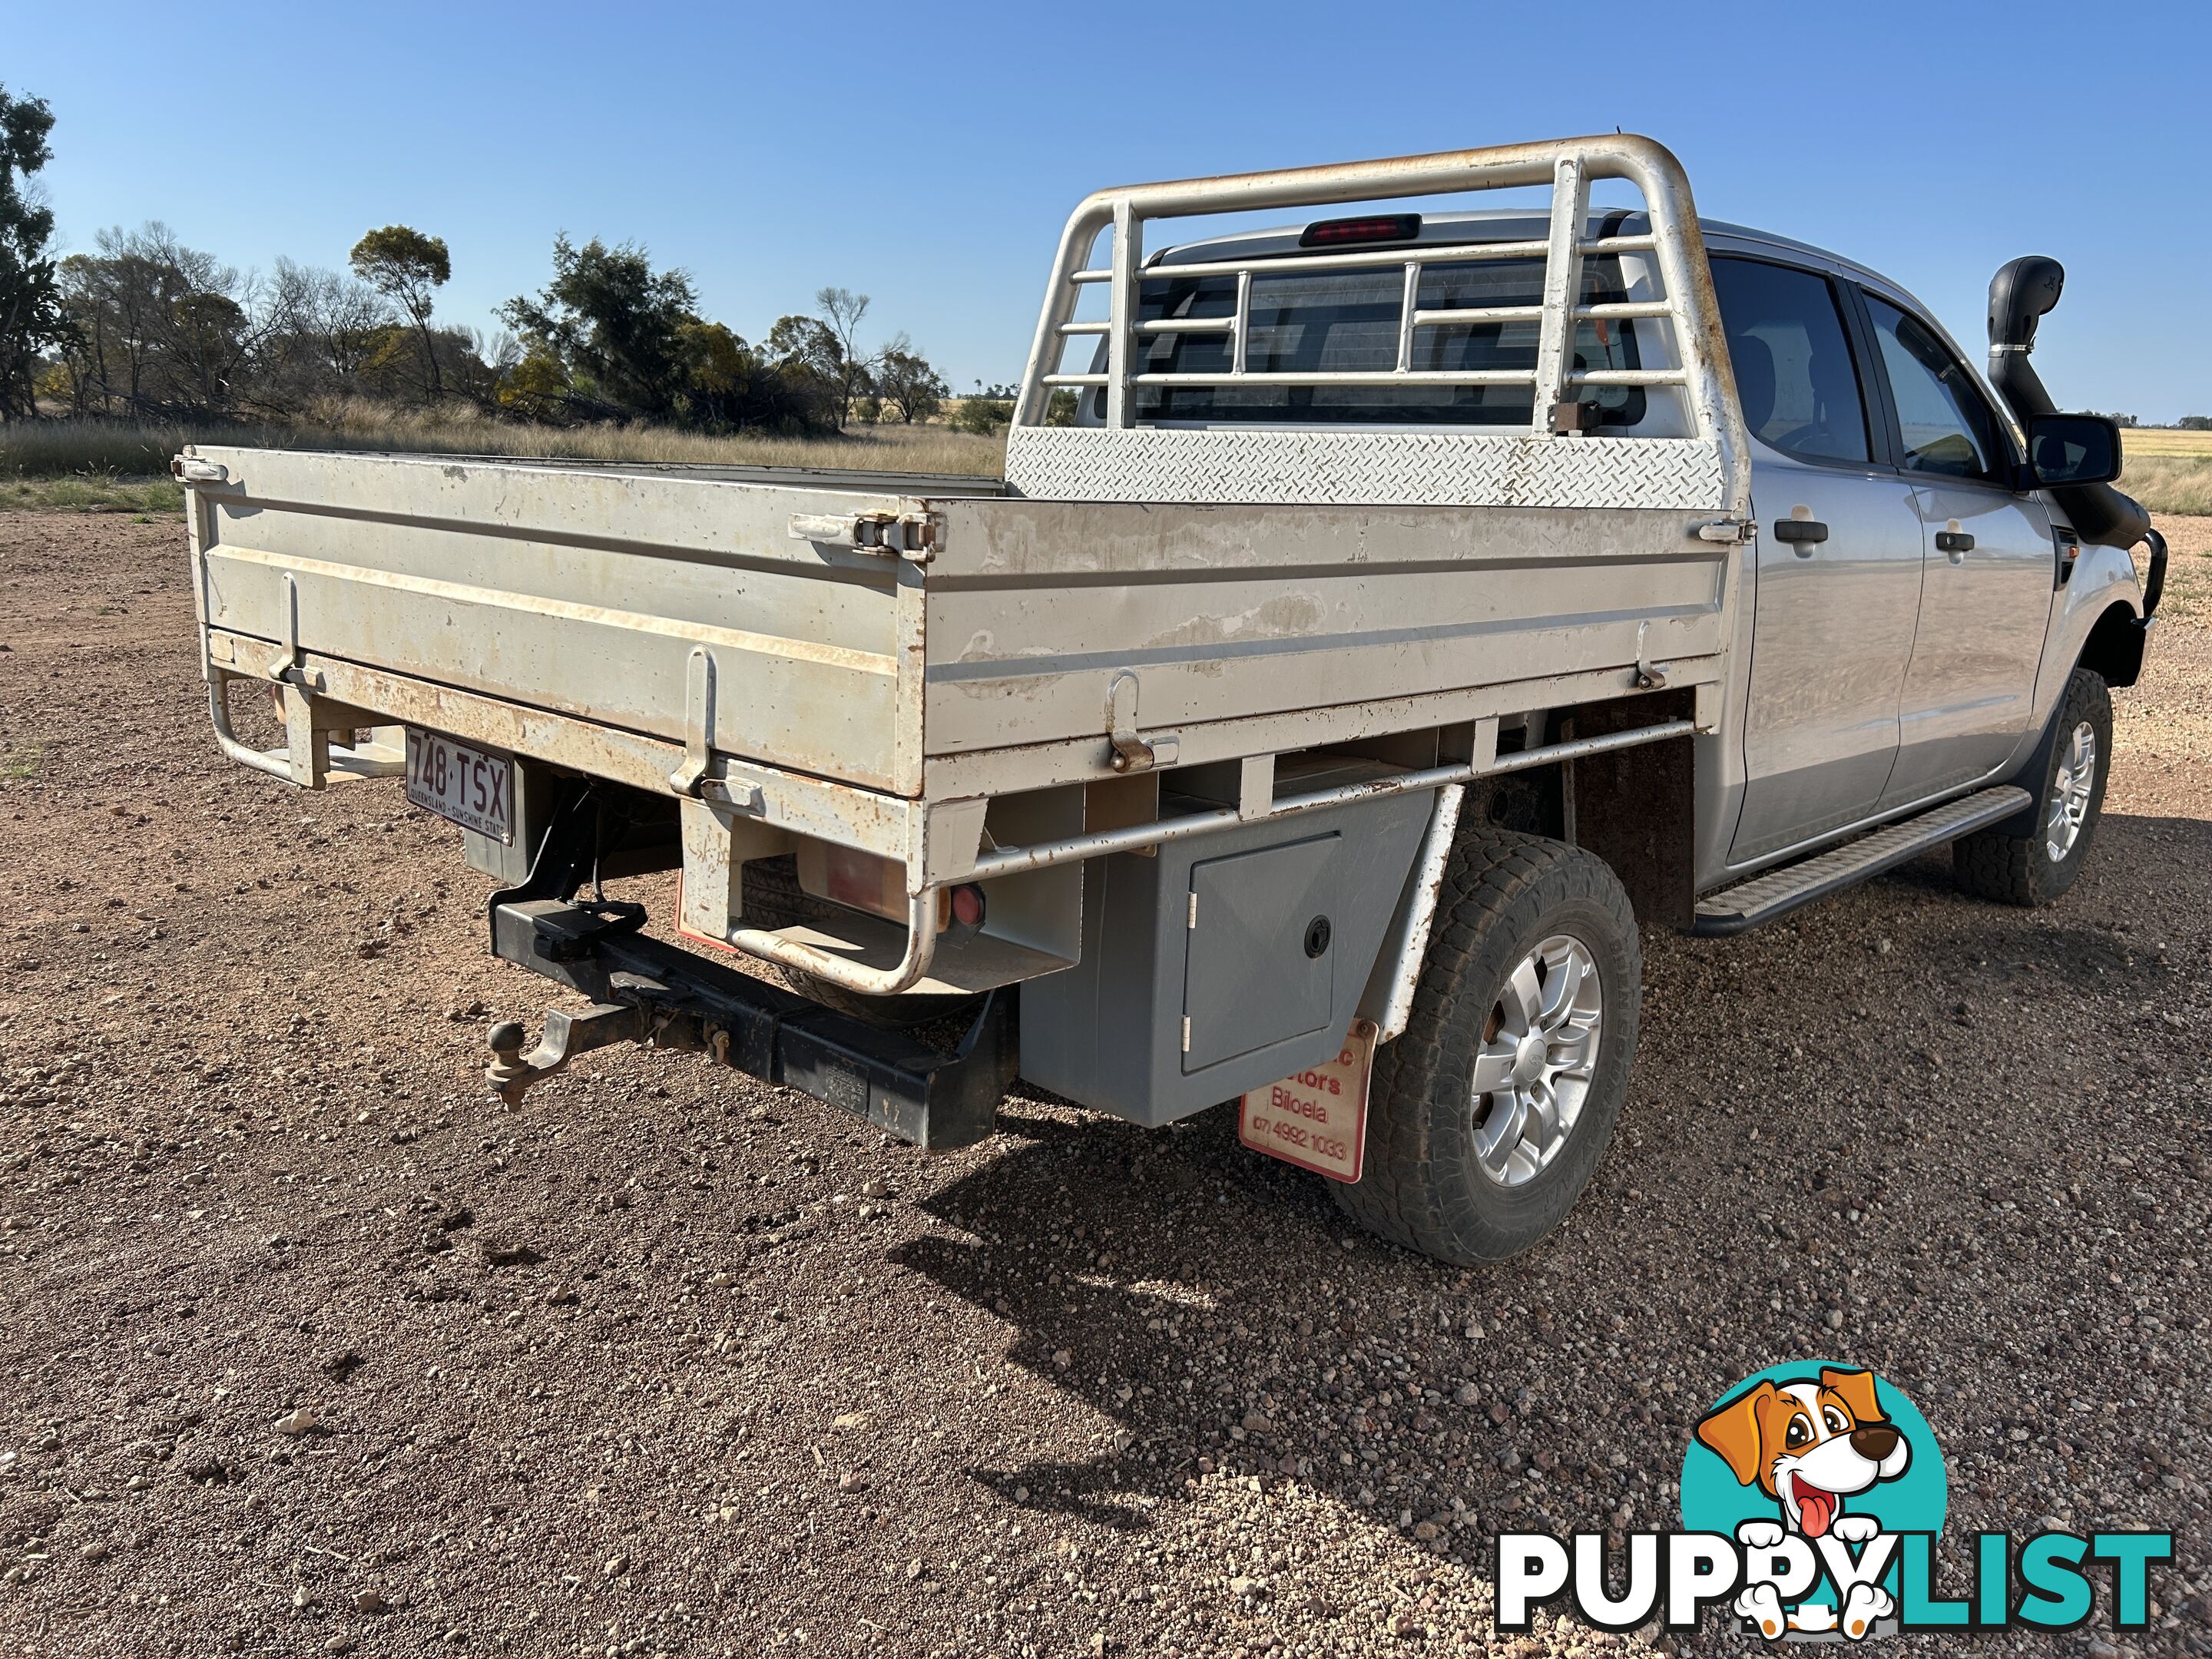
[0,510,2207,1659]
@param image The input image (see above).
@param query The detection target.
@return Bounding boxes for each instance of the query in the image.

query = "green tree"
[873,337,948,424]
[499,236,699,416]
[349,224,451,401]
[0,84,62,421]
[764,310,843,426]
[673,319,781,429]
[952,380,1015,435]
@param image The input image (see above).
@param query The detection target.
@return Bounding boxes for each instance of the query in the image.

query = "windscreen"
[1128,253,1647,429]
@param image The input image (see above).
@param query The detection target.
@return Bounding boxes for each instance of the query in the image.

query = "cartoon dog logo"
[1695,1366,1912,1638]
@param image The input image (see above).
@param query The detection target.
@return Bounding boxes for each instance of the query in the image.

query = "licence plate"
[1238,1018,1376,1184]
[404,729,514,843]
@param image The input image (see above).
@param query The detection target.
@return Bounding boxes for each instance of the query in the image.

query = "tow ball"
[483,1003,656,1108]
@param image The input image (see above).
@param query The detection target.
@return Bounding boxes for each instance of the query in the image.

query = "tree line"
[0,83,962,435]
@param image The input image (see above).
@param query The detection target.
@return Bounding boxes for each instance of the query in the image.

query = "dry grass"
[2,473,185,516]
[2121,455,2212,517]
[2,402,1008,484]
[2121,428,2212,459]
[2148,512,2212,623]
[2117,429,2212,515]
[6,407,2207,515]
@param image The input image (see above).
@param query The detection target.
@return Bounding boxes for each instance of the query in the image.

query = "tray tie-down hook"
[1105,671,1181,773]
[1634,620,1672,690]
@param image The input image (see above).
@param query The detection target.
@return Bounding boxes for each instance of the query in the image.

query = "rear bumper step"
[488,899,1015,1149]
[1694,786,2033,937]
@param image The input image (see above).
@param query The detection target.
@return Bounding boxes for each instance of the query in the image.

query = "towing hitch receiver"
[482,898,1015,1151]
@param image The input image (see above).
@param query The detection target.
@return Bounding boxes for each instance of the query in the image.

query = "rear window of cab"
[1128,253,1647,430]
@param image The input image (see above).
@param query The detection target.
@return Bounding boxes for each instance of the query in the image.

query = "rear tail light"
[1300,214,1422,248]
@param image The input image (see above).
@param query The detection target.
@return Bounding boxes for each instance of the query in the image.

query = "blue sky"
[12,0,2209,419]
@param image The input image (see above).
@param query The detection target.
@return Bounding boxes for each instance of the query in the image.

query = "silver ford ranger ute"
[177,135,2160,1263]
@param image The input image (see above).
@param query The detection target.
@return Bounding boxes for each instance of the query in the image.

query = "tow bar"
[484,899,1015,1149]
[477,786,1014,1149]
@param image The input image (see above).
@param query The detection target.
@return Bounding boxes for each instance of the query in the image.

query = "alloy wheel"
[1469,934,1603,1187]
[2046,720,2097,864]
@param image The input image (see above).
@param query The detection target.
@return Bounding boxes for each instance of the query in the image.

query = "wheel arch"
[1955,664,2113,904]
[1987,657,2113,841]
[1542,688,1699,932]
[2078,598,2147,690]
[1337,827,1643,1263]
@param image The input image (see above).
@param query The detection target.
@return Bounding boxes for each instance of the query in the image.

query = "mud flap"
[1237,1018,1376,1184]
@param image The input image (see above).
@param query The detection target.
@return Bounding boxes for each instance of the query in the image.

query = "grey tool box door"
[1181,833,1339,1073]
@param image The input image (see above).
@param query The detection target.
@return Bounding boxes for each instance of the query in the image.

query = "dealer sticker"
[1238,1018,1376,1184]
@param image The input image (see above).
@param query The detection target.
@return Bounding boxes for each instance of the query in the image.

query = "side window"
[1710,257,1871,465]
[1864,295,2009,482]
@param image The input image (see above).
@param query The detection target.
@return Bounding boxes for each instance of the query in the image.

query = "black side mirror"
[2024,412,2121,488]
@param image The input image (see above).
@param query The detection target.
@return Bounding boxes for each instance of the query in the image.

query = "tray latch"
[1105,671,1179,774]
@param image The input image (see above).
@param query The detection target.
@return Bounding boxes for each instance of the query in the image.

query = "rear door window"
[1131,253,1646,429]
[1708,257,1871,465]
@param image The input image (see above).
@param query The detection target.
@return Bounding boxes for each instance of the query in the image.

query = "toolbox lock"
[1303,915,1333,958]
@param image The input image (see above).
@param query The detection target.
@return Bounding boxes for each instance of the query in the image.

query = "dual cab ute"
[177,135,2162,1263]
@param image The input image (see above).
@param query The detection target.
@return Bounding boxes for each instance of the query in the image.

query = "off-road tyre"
[1334,830,1641,1264]
[1952,667,2113,907]
[736,856,979,1028]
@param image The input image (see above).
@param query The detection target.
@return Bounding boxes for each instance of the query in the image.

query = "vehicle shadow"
[1865,810,2196,994]
[890,1094,1568,1564]
[887,808,2210,1576]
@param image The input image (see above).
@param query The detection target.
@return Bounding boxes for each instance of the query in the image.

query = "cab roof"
[1154,207,1908,298]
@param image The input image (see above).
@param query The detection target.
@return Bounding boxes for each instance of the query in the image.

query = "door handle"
[1773,518,1829,556]
[1770,519,1823,559]
[1936,528,1974,561]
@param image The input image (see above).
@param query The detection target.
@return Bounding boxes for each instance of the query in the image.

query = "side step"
[1694,786,2032,937]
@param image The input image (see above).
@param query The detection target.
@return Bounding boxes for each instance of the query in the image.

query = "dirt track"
[1,510,2207,1658]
